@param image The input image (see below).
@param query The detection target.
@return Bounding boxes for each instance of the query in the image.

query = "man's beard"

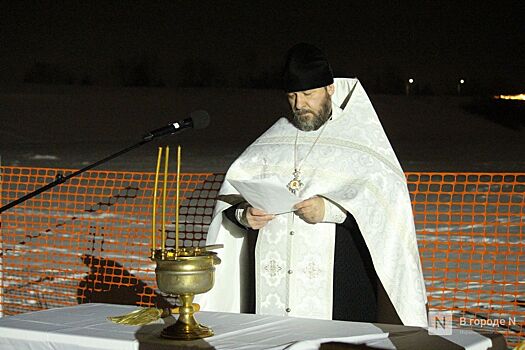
[291,97,332,131]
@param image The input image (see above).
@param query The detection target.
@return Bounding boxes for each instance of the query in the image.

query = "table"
[0,303,506,350]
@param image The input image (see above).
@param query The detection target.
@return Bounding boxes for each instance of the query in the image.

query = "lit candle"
[162,146,169,253]
[176,145,181,253]
[152,147,163,254]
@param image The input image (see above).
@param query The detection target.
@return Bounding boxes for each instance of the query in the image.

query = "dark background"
[0,1,524,173]
[1,1,524,95]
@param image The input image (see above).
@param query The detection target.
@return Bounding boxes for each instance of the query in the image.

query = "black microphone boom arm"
[0,111,209,214]
[0,138,149,214]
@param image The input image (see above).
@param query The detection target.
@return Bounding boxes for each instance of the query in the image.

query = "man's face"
[287,85,334,131]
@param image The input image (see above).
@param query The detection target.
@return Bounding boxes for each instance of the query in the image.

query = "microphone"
[143,110,210,141]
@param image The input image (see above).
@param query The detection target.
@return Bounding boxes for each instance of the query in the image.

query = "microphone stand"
[1,137,155,214]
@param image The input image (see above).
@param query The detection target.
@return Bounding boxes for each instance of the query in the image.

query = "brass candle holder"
[151,146,221,340]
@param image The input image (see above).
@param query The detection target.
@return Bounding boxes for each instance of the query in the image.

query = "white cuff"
[235,202,251,228]
[322,198,347,224]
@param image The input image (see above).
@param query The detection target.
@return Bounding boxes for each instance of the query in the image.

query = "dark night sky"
[1,1,524,94]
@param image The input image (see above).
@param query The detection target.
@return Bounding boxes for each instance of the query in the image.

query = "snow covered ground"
[1,84,524,173]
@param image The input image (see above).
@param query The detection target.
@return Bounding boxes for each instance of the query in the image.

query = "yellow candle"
[152,147,163,253]
[176,145,181,253]
[162,146,169,252]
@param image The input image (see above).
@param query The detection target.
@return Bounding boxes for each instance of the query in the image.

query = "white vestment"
[199,78,428,327]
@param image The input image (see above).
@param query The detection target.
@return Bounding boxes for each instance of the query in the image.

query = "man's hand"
[245,207,275,229]
[294,196,325,224]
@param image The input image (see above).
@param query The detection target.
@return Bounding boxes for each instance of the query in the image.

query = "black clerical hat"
[283,43,334,93]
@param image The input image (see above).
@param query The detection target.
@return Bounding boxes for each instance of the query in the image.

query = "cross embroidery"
[304,261,322,279]
[264,259,283,277]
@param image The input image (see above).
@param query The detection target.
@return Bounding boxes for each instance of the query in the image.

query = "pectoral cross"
[286,169,304,195]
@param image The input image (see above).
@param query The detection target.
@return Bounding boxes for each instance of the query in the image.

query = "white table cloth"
[0,303,504,350]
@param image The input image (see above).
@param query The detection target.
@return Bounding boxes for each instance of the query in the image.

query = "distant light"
[408,78,414,84]
[459,79,465,84]
[493,94,525,101]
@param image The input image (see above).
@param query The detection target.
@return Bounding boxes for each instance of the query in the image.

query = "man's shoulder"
[236,117,294,155]
[227,116,293,169]
[257,117,294,139]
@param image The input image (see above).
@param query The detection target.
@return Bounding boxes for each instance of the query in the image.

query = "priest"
[199,43,428,327]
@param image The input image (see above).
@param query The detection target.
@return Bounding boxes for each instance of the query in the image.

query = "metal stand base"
[160,322,214,340]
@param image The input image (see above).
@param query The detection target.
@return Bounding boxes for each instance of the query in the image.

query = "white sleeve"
[321,197,347,224]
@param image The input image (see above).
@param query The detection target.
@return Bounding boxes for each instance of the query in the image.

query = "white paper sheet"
[228,177,302,215]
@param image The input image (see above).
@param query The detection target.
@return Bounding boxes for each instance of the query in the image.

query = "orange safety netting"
[0,167,523,347]
[0,166,223,314]
[407,173,524,347]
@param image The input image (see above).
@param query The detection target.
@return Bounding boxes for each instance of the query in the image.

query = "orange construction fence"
[0,167,523,347]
